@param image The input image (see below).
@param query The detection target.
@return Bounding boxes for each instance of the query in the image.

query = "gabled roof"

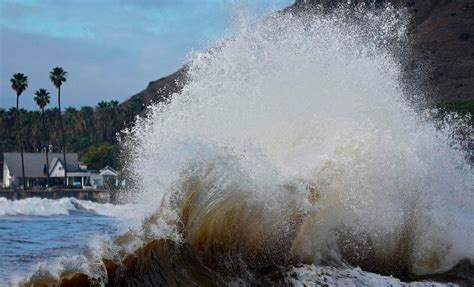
[3,153,79,178]
[100,165,118,176]
[49,157,64,174]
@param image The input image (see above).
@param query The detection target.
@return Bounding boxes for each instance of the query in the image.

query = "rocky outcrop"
[121,67,187,112]
[407,0,473,103]
[291,0,474,104]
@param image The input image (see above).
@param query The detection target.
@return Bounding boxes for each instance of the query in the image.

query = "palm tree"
[34,88,51,187]
[10,73,28,190]
[96,101,109,142]
[50,67,68,185]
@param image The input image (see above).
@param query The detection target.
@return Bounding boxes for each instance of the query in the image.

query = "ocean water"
[4,4,474,287]
[0,198,134,285]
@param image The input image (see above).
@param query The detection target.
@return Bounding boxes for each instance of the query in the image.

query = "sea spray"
[123,4,473,277]
[19,4,474,286]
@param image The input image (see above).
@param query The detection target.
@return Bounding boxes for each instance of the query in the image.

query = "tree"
[0,108,17,152]
[34,88,51,186]
[78,106,95,148]
[95,101,109,143]
[10,73,28,190]
[50,67,68,185]
[108,100,123,143]
[81,143,119,171]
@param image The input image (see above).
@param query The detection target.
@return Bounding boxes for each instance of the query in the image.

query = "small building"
[100,166,119,186]
[3,153,80,188]
[81,166,119,188]
[2,153,118,189]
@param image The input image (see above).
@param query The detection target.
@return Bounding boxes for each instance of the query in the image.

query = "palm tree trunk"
[16,94,26,190]
[58,86,68,186]
[42,107,50,187]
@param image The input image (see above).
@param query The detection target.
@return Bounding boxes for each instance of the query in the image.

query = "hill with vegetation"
[1,0,472,169]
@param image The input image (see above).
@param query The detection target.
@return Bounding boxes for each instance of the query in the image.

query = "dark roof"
[3,153,79,178]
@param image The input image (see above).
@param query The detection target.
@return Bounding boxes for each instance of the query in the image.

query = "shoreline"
[0,189,110,203]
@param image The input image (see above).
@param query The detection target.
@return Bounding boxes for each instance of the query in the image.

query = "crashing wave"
[0,197,137,218]
[17,3,474,286]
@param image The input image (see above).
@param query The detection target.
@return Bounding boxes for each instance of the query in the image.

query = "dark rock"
[290,0,474,104]
[121,67,188,112]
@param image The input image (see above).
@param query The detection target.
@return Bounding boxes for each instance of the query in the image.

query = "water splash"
[122,4,473,278]
[19,4,474,286]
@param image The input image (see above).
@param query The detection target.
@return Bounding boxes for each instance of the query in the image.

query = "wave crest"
[18,3,474,286]
[0,197,135,217]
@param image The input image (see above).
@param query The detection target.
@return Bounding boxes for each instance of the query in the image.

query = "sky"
[0,0,293,110]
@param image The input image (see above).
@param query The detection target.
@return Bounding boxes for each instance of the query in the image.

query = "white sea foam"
[0,197,139,218]
[7,254,105,287]
[285,265,457,287]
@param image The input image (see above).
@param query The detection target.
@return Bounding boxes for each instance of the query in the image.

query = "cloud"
[0,0,293,109]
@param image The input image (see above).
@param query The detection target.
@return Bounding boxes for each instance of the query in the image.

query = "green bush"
[81,143,120,170]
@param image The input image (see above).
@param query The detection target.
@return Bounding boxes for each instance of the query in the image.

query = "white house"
[2,153,119,189]
[86,166,119,188]
[49,157,67,178]
[3,153,80,188]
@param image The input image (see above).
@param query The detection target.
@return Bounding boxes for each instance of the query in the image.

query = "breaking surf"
[17,3,474,287]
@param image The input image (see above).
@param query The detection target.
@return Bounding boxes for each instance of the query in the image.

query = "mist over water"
[17,4,474,286]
